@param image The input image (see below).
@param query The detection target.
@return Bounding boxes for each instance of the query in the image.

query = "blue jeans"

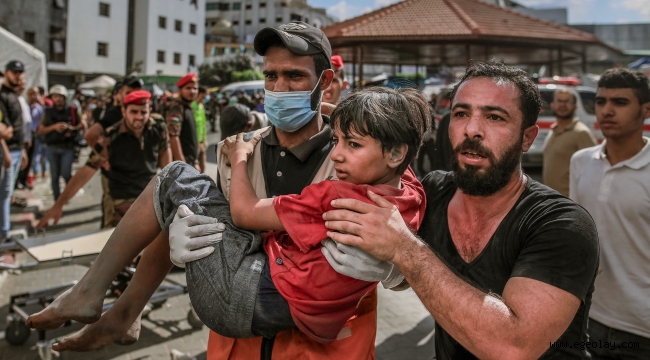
[588,318,650,359]
[45,146,74,200]
[32,138,49,175]
[0,150,23,238]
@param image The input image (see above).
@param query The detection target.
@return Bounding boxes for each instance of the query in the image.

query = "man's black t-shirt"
[98,105,123,130]
[418,171,599,359]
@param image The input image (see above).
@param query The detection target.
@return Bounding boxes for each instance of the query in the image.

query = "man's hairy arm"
[84,123,104,147]
[396,235,579,359]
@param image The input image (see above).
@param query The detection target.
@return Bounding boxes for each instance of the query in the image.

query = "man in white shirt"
[570,68,650,359]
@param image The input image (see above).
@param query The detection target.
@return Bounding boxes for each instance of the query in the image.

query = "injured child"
[24,87,431,350]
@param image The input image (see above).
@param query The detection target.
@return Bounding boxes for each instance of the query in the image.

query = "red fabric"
[265,168,426,343]
[331,55,344,70]
[43,98,53,107]
[207,289,377,360]
[176,72,198,88]
[123,90,151,105]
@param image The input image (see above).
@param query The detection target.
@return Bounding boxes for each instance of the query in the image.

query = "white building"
[205,0,334,44]
[132,0,206,77]
[47,0,128,84]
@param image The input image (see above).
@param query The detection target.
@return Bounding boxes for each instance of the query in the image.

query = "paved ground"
[3,130,531,360]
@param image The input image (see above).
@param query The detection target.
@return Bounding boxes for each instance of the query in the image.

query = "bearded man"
[321,62,600,359]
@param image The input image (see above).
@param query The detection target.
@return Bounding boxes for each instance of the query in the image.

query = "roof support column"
[359,46,364,84]
[548,48,554,77]
[558,46,564,76]
[581,47,587,74]
[465,44,471,65]
[352,46,357,88]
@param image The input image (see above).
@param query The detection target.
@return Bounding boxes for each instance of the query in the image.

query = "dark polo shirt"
[87,116,168,199]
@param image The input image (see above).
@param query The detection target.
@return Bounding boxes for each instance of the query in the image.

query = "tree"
[199,54,261,87]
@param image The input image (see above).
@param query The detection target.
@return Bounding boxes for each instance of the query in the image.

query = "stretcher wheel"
[5,319,31,346]
[187,307,204,330]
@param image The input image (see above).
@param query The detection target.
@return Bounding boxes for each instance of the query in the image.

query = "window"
[190,23,197,34]
[174,52,181,64]
[290,13,301,21]
[157,50,165,63]
[175,20,182,32]
[189,54,196,67]
[305,17,309,23]
[245,19,252,25]
[260,2,266,7]
[578,90,596,115]
[259,18,266,23]
[275,17,283,23]
[99,2,110,17]
[233,2,241,10]
[232,20,239,25]
[206,3,219,10]
[24,31,35,45]
[97,42,108,57]
[220,3,230,10]
[159,16,167,29]
[245,4,252,10]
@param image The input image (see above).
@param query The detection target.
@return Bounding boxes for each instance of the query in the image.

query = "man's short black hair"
[598,68,650,104]
[330,87,432,175]
[266,37,331,77]
[198,86,208,94]
[38,86,45,95]
[451,61,542,129]
[335,68,346,82]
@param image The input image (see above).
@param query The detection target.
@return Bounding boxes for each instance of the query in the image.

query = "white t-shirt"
[570,138,650,338]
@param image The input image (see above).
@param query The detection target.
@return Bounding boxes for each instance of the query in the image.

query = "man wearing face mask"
[168,22,378,359]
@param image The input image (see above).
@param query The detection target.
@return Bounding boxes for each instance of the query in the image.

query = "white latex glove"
[321,239,404,289]
[169,204,225,268]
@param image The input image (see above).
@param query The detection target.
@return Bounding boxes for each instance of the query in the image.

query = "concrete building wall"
[48,0,128,76]
[573,23,650,51]
[206,0,334,44]
[134,0,206,76]
[0,0,51,56]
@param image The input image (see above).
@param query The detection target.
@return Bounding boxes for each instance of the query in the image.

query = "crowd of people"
[2,19,649,360]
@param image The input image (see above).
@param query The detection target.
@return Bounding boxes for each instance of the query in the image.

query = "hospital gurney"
[3,228,203,356]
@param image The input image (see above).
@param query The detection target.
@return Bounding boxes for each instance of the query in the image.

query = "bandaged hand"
[321,239,404,289]
[169,204,225,268]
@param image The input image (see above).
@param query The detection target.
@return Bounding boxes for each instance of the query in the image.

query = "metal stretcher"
[2,229,203,359]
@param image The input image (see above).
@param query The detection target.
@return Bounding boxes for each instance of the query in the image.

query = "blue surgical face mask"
[264,74,322,132]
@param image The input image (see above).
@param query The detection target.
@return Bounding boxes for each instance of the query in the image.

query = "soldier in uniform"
[37,90,171,228]
[165,73,199,169]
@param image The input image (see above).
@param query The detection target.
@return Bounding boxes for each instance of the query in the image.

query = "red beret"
[331,55,344,70]
[123,90,151,106]
[177,72,198,88]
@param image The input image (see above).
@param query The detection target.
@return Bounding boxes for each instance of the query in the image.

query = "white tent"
[0,26,48,91]
[78,75,116,95]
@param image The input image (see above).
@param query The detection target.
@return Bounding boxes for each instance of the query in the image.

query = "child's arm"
[221,132,285,231]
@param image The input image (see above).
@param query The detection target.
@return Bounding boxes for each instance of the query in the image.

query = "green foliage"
[231,69,264,82]
[198,54,261,87]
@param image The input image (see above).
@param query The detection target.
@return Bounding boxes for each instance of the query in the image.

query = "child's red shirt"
[264,168,426,343]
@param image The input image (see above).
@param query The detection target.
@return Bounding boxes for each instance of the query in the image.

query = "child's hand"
[221,132,261,165]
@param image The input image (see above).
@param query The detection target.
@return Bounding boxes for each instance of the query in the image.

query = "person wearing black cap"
[83,76,143,227]
[169,21,379,360]
[0,60,26,240]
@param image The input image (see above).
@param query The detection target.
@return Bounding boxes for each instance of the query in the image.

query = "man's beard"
[452,137,522,197]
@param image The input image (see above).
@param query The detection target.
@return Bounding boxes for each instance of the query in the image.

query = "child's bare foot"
[52,312,142,352]
[25,286,103,330]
